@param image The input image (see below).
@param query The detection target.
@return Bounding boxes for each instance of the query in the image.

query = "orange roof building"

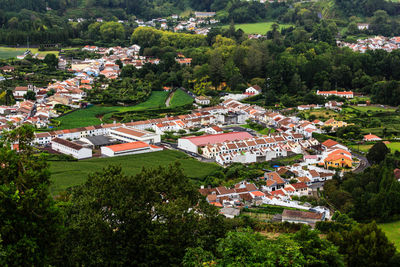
[101,141,162,157]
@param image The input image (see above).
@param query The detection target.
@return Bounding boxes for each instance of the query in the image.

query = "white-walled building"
[195,96,211,105]
[109,127,161,144]
[101,141,162,157]
[178,132,253,153]
[245,85,262,96]
[51,137,92,159]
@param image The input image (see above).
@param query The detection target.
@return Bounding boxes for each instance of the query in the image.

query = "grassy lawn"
[349,144,372,153]
[0,46,59,59]
[222,22,294,34]
[349,106,396,113]
[242,212,273,221]
[349,142,400,153]
[379,221,400,251]
[387,142,400,153]
[170,89,193,107]
[49,149,221,195]
[54,91,168,129]
[301,108,345,121]
[240,124,271,135]
[276,154,303,165]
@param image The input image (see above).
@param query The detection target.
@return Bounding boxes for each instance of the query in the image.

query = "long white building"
[51,137,92,159]
[109,127,161,144]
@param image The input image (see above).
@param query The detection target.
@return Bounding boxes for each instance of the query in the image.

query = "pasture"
[170,89,193,107]
[49,149,221,195]
[0,46,59,59]
[379,220,400,251]
[54,91,168,129]
[223,22,294,34]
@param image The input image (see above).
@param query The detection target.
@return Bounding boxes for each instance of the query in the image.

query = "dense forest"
[90,25,400,106]
[1,0,400,45]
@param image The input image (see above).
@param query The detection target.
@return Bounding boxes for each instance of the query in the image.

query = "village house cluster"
[199,179,329,226]
[338,36,400,53]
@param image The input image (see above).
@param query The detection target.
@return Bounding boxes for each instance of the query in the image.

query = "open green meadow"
[0,46,59,59]
[388,142,400,152]
[350,142,400,153]
[170,89,193,107]
[49,149,221,195]
[54,91,168,129]
[223,22,294,34]
[379,221,400,251]
[240,124,271,135]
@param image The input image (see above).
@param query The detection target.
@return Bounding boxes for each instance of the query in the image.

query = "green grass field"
[379,221,400,251]
[388,142,400,152]
[349,142,400,153]
[49,150,221,195]
[170,89,193,107]
[349,106,396,113]
[54,91,168,129]
[0,46,59,59]
[223,22,294,34]
[240,124,271,135]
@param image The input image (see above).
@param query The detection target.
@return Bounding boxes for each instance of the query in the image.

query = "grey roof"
[83,135,115,146]
[220,207,240,217]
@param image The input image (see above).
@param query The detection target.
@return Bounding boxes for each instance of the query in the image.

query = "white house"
[363,133,382,142]
[245,85,262,96]
[13,86,29,98]
[357,23,369,31]
[51,137,92,159]
[195,96,211,105]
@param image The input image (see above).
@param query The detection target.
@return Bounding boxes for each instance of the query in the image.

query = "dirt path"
[165,91,175,107]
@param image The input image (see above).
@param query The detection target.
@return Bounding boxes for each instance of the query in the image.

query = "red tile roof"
[105,141,150,152]
[181,132,252,146]
[291,182,308,190]
[322,139,338,148]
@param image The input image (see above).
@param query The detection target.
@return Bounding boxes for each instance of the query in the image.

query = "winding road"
[352,152,370,173]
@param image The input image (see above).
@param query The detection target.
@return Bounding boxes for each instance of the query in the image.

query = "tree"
[294,225,344,266]
[209,50,225,88]
[187,228,343,266]
[100,21,125,43]
[24,90,36,100]
[55,164,226,266]
[44,53,58,70]
[367,142,390,165]
[328,221,396,266]
[0,125,61,266]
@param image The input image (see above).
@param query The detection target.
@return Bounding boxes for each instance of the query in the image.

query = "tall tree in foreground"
[184,227,344,266]
[367,142,390,165]
[55,164,226,266]
[0,125,61,265]
[327,221,397,267]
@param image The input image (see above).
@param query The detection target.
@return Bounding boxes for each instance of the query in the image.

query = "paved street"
[351,152,370,173]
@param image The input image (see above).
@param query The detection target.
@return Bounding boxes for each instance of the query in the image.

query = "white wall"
[51,142,92,159]
[177,138,198,153]
[101,146,162,157]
